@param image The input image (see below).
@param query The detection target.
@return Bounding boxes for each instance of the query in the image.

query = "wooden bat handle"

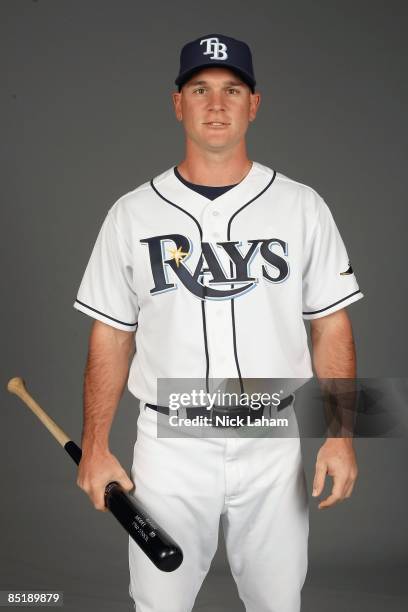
[7,377,70,447]
[6,376,184,572]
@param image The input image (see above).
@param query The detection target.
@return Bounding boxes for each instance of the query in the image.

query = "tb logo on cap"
[200,37,228,60]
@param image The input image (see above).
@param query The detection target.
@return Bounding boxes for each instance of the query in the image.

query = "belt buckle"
[247,404,267,424]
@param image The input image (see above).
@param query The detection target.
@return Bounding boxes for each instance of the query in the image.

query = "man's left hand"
[312,438,358,509]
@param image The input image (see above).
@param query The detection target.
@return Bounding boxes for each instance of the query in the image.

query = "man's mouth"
[203,122,230,126]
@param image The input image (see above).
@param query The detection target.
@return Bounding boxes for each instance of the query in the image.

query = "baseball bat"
[6,377,183,572]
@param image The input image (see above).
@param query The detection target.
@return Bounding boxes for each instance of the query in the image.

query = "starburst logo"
[168,245,189,267]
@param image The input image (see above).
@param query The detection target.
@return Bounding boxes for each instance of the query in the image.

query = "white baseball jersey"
[73,161,363,404]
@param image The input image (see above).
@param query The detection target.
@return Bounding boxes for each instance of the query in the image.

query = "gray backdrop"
[1,1,407,610]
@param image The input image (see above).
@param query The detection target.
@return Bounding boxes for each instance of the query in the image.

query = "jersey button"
[212,210,220,217]
[213,232,220,239]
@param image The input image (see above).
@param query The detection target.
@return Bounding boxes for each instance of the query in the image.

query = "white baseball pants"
[128,401,309,612]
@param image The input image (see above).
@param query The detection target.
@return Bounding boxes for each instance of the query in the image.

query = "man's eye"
[228,88,239,94]
[194,88,206,94]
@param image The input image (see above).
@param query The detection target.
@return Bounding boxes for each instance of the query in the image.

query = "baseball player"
[74,34,363,612]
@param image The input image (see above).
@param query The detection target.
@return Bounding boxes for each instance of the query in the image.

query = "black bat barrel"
[104,482,183,572]
[64,440,183,572]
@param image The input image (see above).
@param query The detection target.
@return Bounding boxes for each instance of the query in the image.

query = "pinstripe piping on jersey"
[226,171,277,238]
[75,299,138,327]
[151,170,276,396]
[226,170,277,394]
[302,289,361,315]
[150,178,210,394]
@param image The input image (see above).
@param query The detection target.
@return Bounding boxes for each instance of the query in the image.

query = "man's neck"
[177,155,253,187]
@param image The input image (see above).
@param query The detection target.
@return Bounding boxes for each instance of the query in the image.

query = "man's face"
[172,67,261,152]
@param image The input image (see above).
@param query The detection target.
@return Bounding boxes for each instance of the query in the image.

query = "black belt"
[145,393,294,425]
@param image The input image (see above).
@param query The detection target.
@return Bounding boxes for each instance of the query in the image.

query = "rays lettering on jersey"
[140,234,289,300]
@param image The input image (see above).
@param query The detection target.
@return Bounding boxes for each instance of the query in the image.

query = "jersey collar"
[151,161,275,222]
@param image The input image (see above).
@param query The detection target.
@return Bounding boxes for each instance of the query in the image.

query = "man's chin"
[200,135,238,151]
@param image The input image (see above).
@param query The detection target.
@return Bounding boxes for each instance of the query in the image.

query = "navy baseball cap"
[175,34,256,93]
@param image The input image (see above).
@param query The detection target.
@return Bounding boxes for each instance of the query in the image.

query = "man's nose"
[207,90,226,110]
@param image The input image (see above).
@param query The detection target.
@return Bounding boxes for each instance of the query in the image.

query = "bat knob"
[7,377,26,395]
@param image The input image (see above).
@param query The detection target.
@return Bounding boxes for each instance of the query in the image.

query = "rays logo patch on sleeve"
[340,261,354,275]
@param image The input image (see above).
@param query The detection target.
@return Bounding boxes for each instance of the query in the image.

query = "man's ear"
[172,91,183,122]
[249,91,261,122]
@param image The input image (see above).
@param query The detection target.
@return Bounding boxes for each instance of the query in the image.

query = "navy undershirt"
[174,166,238,200]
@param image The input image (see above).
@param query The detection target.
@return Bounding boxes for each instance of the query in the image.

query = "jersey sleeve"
[73,208,139,331]
[302,193,364,319]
